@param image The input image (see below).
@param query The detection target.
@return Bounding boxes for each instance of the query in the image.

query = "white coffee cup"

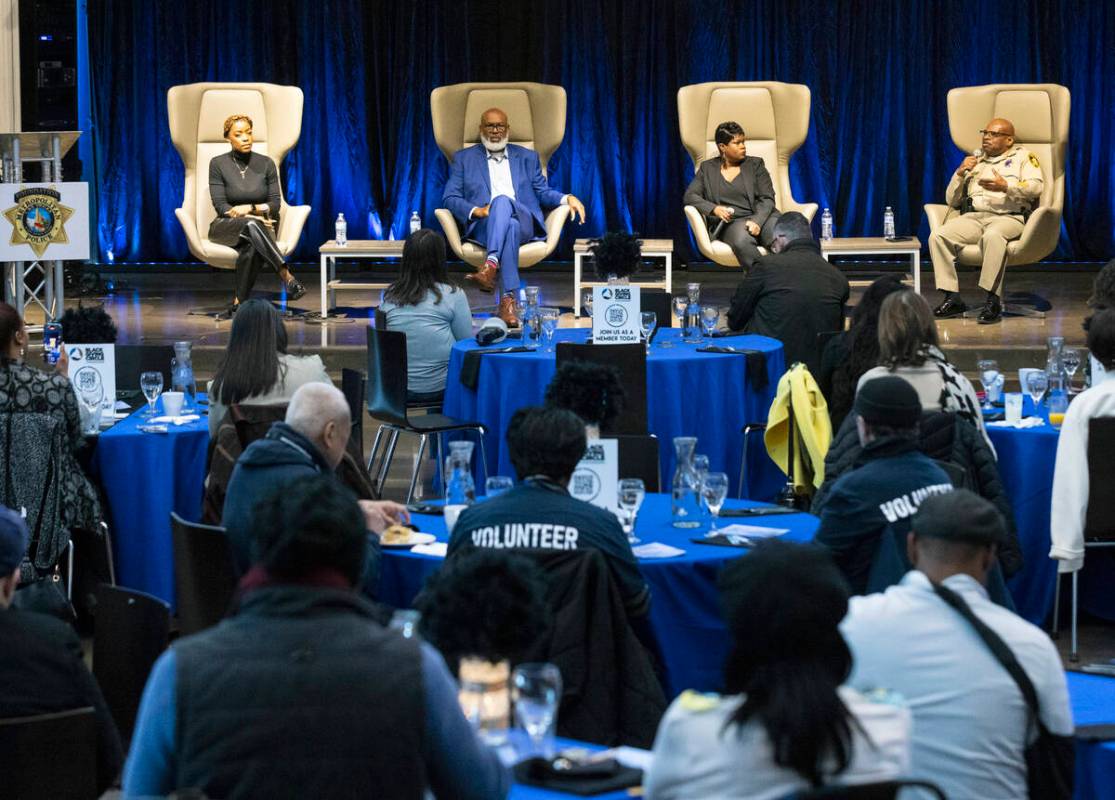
[444,504,467,534]
[1004,392,1024,425]
[162,391,185,418]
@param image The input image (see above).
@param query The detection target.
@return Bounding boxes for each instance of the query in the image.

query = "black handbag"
[13,562,76,624]
[932,581,1074,799]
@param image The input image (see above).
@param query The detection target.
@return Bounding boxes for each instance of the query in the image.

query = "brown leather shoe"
[465,259,499,293]
[497,294,520,328]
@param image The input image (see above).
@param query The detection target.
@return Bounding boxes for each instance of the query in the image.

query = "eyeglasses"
[481,123,508,131]
[979,129,1011,138]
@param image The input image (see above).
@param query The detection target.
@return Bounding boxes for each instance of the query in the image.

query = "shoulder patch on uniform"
[1029,153,1040,168]
[678,690,722,713]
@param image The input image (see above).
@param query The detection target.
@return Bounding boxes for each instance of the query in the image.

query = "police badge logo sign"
[3,187,75,258]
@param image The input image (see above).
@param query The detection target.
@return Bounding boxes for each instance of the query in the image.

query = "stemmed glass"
[701,472,730,535]
[1063,348,1081,393]
[140,371,163,418]
[512,663,563,758]
[581,290,594,319]
[701,306,720,340]
[640,311,657,354]
[1026,370,1049,415]
[618,478,646,544]
[539,307,559,352]
[977,359,1000,410]
[693,453,710,486]
[672,294,688,328]
[78,389,103,435]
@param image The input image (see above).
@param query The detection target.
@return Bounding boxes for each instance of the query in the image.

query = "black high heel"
[285,277,306,301]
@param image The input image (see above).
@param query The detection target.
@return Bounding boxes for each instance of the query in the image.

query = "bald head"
[981,118,1016,156]
[479,108,510,149]
[286,383,351,468]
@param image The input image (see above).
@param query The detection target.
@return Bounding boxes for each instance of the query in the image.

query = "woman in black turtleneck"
[208,114,305,311]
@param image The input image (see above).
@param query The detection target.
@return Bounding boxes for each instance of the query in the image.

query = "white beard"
[482,135,509,153]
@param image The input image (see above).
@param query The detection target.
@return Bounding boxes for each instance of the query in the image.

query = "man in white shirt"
[1050,309,1115,571]
[841,490,1073,800]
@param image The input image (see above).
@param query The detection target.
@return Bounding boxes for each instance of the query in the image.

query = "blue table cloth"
[987,399,1115,625]
[378,492,819,698]
[442,328,786,500]
[91,400,209,608]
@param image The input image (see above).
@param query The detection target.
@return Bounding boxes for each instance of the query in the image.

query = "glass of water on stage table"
[512,662,562,758]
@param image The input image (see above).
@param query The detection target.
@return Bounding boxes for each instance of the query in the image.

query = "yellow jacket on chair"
[764,364,832,492]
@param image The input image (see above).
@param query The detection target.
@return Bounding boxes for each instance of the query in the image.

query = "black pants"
[716,212,781,269]
[208,216,285,302]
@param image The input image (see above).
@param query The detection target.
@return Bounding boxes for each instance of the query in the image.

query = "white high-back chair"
[431,82,571,269]
[924,84,1070,277]
[167,82,311,270]
[678,81,817,267]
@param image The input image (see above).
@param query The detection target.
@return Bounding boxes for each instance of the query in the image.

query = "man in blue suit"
[443,107,587,326]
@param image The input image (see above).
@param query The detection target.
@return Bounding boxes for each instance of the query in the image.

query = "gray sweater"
[379,285,473,394]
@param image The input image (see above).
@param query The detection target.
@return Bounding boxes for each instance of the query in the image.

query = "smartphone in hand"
[43,322,63,365]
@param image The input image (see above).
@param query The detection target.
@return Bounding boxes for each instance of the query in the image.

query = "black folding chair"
[614,434,661,493]
[0,707,97,800]
[555,342,648,435]
[365,327,487,502]
[341,367,367,461]
[92,585,170,742]
[171,512,238,636]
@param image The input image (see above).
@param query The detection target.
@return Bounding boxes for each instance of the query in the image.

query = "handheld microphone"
[965,148,984,174]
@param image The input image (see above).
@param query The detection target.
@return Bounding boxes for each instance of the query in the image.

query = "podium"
[0,132,87,325]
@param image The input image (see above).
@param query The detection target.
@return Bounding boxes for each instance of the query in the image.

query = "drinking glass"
[1026,370,1048,413]
[618,478,646,544]
[672,294,688,326]
[1063,348,1081,392]
[539,307,560,352]
[512,663,562,758]
[977,359,1000,410]
[485,475,513,499]
[693,454,710,485]
[640,311,657,354]
[581,290,594,319]
[140,371,163,418]
[701,472,730,535]
[701,305,719,339]
[78,390,102,435]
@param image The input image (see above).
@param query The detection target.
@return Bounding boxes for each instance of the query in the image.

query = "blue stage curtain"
[87,0,1115,263]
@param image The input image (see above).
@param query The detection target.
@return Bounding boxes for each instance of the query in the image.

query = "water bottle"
[335,213,347,247]
[883,206,896,240]
[445,441,476,505]
[684,282,701,339]
[522,286,542,347]
[409,211,422,235]
[1046,336,1066,385]
[821,208,834,241]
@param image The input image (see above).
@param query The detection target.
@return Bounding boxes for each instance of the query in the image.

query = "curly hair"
[544,361,627,433]
[59,303,118,344]
[590,231,642,281]
[1089,259,1115,310]
[506,406,587,482]
[223,114,253,138]
[416,550,552,673]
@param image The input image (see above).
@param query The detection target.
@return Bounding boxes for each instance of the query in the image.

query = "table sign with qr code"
[592,285,642,344]
[66,343,115,411]
[569,438,619,513]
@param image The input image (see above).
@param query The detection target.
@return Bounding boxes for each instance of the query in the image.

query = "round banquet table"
[442,328,786,501]
[377,492,819,698]
[985,398,1115,625]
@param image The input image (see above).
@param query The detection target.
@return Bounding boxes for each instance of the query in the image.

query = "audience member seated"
[0,302,103,584]
[544,361,628,438]
[1084,258,1115,382]
[813,377,953,594]
[448,406,649,619]
[222,383,407,589]
[59,303,118,344]
[590,230,642,284]
[207,298,331,437]
[378,229,473,405]
[859,289,992,451]
[645,540,910,799]
[726,212,849,375]
[124,476,509,799]
[1050,309,1115,572]
[817,275,904,431]
[841,490,1073,799]
[0,506,122,793]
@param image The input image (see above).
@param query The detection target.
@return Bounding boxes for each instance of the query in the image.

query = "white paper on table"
[114,400,131,410]
[411,542,448,558]
[632,542,686,559]
[717,524,789,539]
[986,417,1046,429]
[601,746,653,771]
[150,414,201,425]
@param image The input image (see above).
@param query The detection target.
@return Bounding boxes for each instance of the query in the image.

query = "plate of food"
[380,524,437,549]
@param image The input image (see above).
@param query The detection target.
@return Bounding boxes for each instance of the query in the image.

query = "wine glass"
[618,478,646,544]
[701,305,720,339]
[485,475,513,499]
[977,359,1000,410]
[701,472,730,535]
[672,294,688,327]
[640,311,657,354]
[78,389,103,435]
[1026,370,1049,414]
[581,289,594,319]
[1063,348,1081,393]
[512,663,562,758]
[140,371,163,418]
[539,307,559,352]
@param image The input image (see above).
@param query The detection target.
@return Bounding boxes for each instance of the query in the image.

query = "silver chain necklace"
[234,154,250,180]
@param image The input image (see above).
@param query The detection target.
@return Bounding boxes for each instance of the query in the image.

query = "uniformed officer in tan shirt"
[930,118,1044,323]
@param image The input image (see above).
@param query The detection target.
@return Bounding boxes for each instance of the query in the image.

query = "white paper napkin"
[150,414,202,426]
[986,417,1046,429]
[717,523,790,539]
[633,542,686,559]
[411,542,448,558]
